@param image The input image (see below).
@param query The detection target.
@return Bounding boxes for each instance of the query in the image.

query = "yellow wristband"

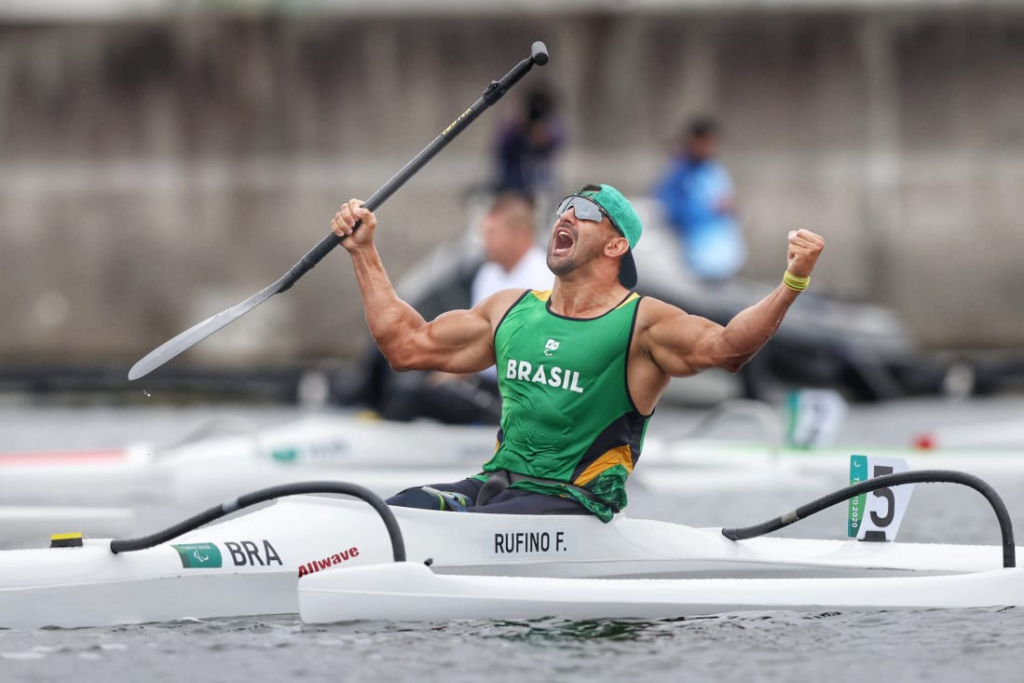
[783,271,810,292]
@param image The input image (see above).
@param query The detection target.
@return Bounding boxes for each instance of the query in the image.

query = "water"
[3,610,1023,682]
[2,398,1024,682]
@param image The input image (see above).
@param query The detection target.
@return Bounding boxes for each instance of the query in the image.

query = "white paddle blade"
[128,284,279,381]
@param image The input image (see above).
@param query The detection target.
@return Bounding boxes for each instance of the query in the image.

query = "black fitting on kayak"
[721,469,1016,569]
[109,481,406,562]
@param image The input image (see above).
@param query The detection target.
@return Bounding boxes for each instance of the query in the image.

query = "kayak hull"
[2,568,297,629]
[300,562,1024,624]
[0,497,1019,628]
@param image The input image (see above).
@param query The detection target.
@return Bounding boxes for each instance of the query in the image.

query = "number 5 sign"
[847,455,915,541]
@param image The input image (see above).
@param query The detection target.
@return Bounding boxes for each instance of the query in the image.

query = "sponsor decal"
[172,542,223,569]
[491,530,572,556]
[505,359,584,394]
[297,547,360,578]
[442,107,473,137]
[848,456,866,537]
[224,540,283,567]
[271,438,351,465]
[271,448,298,463]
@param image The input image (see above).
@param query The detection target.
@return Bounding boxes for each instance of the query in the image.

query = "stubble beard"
[547,233,580,277]
[547,251,578,277]
[548,214,616,279]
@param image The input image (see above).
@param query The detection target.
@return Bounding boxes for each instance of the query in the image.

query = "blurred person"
[491,86,566,199]
[334,191,552,424]
[653,116,747,282]
[381,191,552,423]
[471,191,551,308]
[330,183,824,519]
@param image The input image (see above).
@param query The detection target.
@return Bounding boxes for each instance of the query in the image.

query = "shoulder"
[508,250,554,291]
[634,296,690,333]
[523,248,552,275]
[636,295,685,317]
[475,288,533,323]
[471,262,503,288]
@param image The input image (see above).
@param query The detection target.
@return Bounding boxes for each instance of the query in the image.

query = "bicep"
[393,290,524,374]
[642,305,726,378]
[397,307,495,373]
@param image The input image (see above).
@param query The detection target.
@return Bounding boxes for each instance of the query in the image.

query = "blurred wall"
[2,9,1023,369]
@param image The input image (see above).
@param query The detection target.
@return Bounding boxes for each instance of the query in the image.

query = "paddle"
[129,42,550,381]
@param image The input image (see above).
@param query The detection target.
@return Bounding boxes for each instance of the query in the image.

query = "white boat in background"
[3,401,1024,515]
[0,469,1019,629]
[638,397,1024,489]
[0,413,496,509]
[0,446,164,506]
[0,506,133,550]
[642,439,1024,489]
[912,419,1024,451]
[0,407,823,514]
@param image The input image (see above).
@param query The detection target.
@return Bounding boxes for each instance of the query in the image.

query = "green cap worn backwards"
[576,183,643,288]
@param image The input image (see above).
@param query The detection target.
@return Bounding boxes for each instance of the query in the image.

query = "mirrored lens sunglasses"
[555,195,610,225]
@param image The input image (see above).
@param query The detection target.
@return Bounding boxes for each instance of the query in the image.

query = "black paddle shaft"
[278,41,549,293]
[128,42,548,381]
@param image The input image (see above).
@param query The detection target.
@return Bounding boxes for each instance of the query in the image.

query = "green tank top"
[481,289,650,521]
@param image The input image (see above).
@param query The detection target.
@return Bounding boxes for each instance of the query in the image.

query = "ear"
[604,236,630,258]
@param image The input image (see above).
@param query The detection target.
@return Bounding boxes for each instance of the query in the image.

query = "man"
[332,183,823,521]
[471,191,551,308]
[654,117,746,281]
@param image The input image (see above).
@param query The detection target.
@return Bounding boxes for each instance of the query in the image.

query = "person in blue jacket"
[654,117,746,282]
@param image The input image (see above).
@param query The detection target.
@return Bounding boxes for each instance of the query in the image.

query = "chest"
[495,303,633,375]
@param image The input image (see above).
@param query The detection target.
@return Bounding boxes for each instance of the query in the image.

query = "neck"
[549,275,628,318]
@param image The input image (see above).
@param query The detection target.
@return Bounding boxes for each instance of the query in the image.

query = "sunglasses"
[555,195,616,229]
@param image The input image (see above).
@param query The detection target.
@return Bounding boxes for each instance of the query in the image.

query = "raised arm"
[333,199,515,374]
[638,229,825,378]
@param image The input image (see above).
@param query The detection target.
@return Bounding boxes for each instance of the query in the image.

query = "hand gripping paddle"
[129,42,549,381]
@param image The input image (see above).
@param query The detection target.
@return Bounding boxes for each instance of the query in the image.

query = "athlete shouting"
[332,184,824,521]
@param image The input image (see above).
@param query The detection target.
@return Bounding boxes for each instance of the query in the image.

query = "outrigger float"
[0,469,1021,628]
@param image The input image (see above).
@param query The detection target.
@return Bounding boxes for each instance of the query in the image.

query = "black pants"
[381,373,502,425]
[331,347,501,425]
[387,477,589,516]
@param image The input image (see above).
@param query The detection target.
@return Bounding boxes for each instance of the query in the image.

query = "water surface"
[2,399,1023,682]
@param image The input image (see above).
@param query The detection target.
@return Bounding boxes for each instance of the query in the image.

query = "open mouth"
[552,226,575,255]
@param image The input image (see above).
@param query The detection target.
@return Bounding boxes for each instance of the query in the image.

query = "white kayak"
[0,411,833,512]
[4,404,1024,514]
[641,438,1024,489]
[0,414,497,508]
[0,481,1019,629]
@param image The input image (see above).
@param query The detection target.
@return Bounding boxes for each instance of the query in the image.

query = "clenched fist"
[786,229,825,279]
[331,198,378,252]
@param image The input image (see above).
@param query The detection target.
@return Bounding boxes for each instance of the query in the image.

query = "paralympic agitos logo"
[171,540,282,569]
[172,542,223,569]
